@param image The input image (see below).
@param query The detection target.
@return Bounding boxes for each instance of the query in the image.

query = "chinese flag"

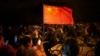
[43,4,74,25]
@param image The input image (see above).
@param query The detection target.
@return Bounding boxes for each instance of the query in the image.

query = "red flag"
[43,5,74,25]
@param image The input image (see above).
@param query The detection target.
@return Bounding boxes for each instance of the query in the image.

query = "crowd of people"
[0,22,100,56]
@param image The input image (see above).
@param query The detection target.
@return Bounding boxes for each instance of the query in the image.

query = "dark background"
[0,0,43,26]
[0,0,99,26]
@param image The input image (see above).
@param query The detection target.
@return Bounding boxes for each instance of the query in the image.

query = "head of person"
[22,36,33,48]
[47,27,55,34]
[63,39,79,56]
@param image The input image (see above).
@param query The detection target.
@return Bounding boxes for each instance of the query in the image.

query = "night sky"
[0,0,42,26]
[0,0,99,26]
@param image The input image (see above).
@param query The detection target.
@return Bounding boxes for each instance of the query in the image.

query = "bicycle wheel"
[86,50,95,56]
[50,50,62,56]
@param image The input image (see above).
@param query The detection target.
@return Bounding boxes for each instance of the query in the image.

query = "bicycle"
[49,44,63,56]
